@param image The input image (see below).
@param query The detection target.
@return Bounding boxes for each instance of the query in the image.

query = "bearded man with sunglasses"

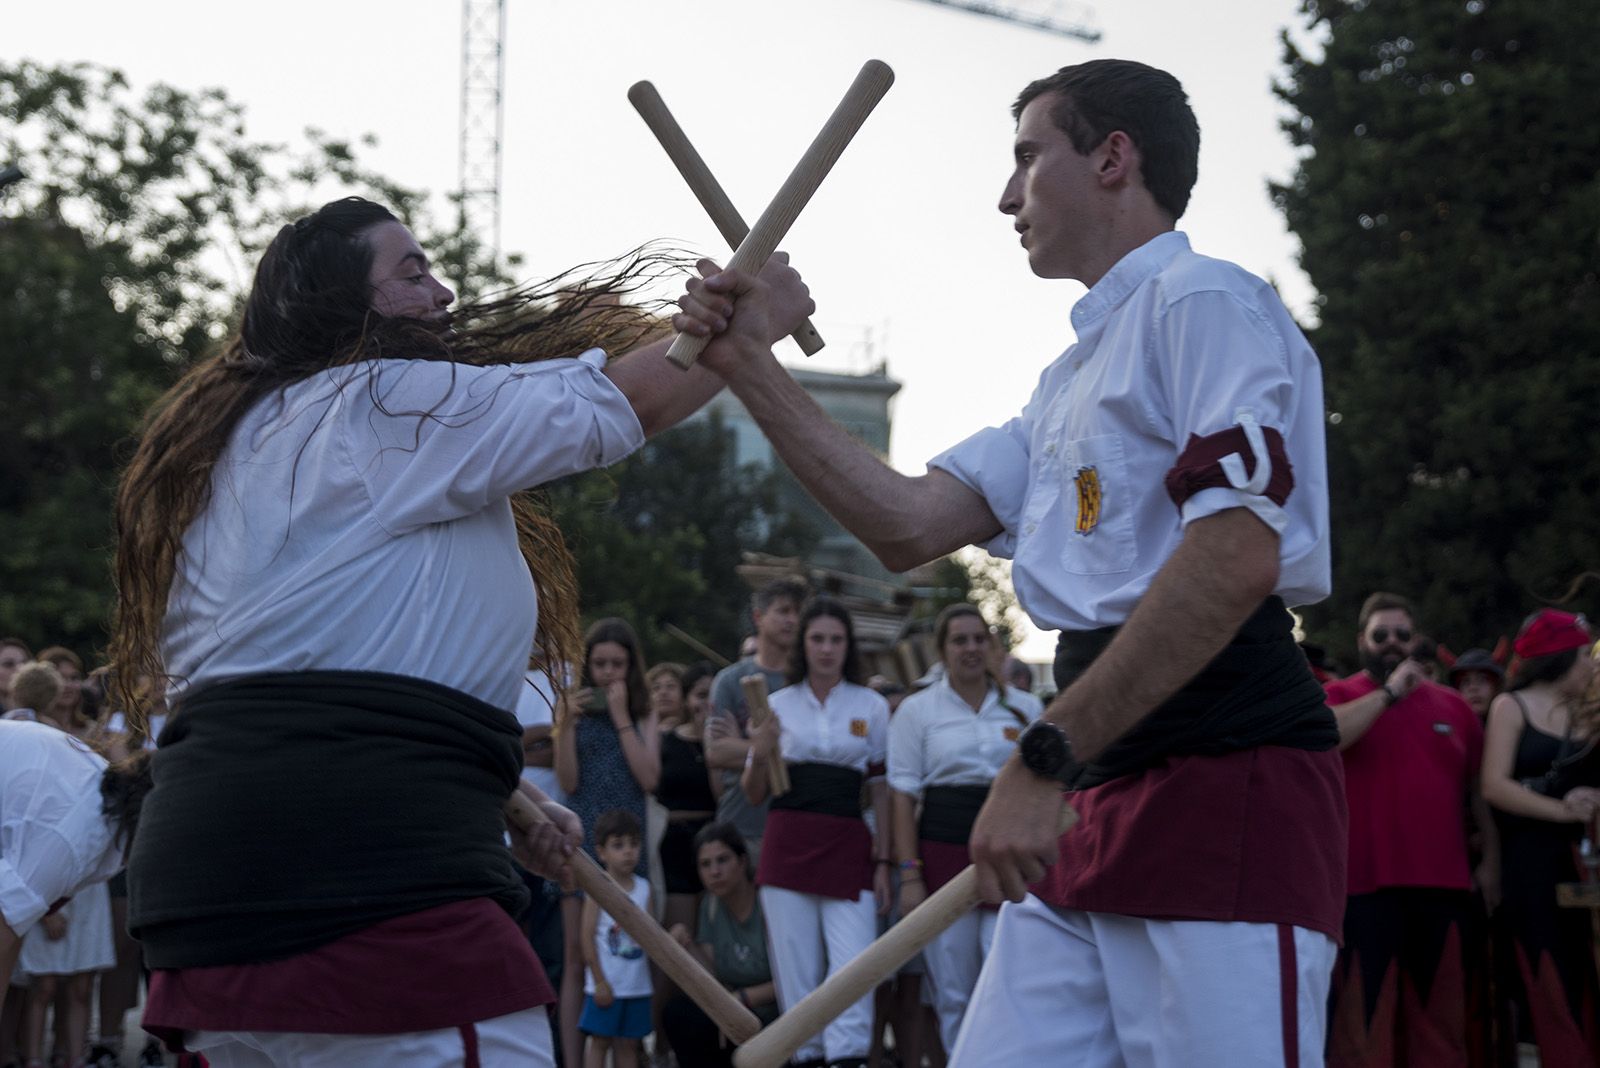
[1322,591,1494,1068]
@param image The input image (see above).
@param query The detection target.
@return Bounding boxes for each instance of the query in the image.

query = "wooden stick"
[663,622,731,668]
[740,674,791,797]
[665,59,894,369]
[732,806,1078,1068]
[503,790,761,1044]
[628,80,825,357]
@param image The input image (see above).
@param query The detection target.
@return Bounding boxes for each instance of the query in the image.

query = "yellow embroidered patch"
[1003,726,1021,742]
[1074,465,1102,535]
[850,718,868,738]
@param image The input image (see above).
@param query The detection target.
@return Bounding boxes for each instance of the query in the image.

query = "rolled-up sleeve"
[353,350,647,532]
[886,700,926,797]
[927,417,1031,560]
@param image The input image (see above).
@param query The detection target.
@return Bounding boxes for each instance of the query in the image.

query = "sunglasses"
[1369,626,1412,644]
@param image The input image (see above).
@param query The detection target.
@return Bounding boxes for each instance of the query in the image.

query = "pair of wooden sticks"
[504,60,1079,1068]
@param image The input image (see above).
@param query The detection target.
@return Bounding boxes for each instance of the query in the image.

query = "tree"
[544,410,819,664]
[1273,0,1600,656]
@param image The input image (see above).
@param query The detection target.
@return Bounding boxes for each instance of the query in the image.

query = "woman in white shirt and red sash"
[106,197,811,1068]
[743,597,892,1068]
[887,604,1042,1053]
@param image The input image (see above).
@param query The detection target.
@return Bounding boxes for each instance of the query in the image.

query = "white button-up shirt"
[768,680,889,778]
[929,232,1330,632]
[163,351,644,711]
[887,680,1043,797]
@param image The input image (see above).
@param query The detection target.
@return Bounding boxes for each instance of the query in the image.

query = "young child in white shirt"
[579,809,653,1068]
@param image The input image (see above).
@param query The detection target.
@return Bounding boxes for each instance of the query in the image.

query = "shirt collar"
[1069,230,1190,336]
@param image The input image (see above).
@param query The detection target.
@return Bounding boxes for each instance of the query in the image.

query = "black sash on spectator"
[769,762,863,819]
[919,784,989,845]
[1053,596,1336,790]
[128,670,528,968]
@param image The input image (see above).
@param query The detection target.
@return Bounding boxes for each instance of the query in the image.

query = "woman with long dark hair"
[887,603,1041,1052]
[661,822,776,1068]
[1482,609,1600,1065]
[742,597,890,1068]
[108,196,810,1067]
[552,618,658,1068]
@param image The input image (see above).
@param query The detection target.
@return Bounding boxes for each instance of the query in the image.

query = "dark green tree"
[1273,0,1600,656]
[545,411,819,664]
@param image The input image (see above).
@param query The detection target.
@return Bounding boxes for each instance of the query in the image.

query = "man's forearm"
[1049,509,1280,760]
[1331,691,1390,750]
[727,359,998,571]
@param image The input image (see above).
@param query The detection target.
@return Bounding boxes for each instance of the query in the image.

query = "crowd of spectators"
[3,578,1599,1068]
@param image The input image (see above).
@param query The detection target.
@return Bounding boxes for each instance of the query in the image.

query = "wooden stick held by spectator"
[740,674,790,796]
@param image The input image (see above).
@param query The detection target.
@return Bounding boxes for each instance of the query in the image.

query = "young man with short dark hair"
[702,578,807,863]
[675,58,1344,1066]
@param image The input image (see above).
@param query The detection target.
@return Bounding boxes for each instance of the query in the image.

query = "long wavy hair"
[110,197,677,726]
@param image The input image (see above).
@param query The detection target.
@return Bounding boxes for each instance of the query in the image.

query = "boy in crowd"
[579,810,653,1068]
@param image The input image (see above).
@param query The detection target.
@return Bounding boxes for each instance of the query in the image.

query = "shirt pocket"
[1059,433,1137,575]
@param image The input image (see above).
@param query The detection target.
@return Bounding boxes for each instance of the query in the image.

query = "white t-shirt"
[887,680,1042,797]
[162,352,644,711]
[929,231,1330,631]
[0,721,124,934]
[513,668,564,801]
[768,680,889,777]
[584,872,652,998]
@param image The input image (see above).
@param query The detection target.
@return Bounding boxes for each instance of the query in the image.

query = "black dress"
[655,729,718,895]
[1494,697,1600,1065]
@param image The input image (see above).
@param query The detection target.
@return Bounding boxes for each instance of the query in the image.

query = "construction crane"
[903,0,1102,42]
[458,0,506,286]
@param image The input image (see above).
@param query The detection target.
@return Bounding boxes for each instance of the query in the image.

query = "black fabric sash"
[919,784,989,845]
[769,762,864,819]
[128,670,528,968]
[1052,596,1337,790]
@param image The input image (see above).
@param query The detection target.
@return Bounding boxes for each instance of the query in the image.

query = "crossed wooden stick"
[503,61,1080,1068]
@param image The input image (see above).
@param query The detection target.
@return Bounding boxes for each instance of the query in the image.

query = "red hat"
[1513,610,1591,659]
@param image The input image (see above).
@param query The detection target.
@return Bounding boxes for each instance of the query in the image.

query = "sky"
[9,0,1322,658]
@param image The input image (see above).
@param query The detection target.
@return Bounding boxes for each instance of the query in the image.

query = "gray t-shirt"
[705,657,787,843]
[698,892,777,1025]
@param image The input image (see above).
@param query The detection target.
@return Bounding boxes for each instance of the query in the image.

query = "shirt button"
[1024,522,1038,535]
[1045,443,1057,456]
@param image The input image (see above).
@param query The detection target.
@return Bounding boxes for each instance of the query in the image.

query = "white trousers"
[921,902,1000,1053]
[186,1006,553,1067]
[760,885,877,1062]
[948,897,1337,1068]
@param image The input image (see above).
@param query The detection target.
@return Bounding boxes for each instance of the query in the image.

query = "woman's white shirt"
[162,352,643,712]
[768,680,889,777]
[887,680,1043,797]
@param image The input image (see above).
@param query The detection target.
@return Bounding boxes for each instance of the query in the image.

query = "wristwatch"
[1017,720,1080,784]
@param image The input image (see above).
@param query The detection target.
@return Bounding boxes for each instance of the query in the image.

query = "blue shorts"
[579,993,652,1039]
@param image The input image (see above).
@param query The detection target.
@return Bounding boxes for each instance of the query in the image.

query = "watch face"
[1021,721,1068,776]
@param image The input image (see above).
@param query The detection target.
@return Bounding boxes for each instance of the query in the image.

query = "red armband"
[1164,422,1294,510]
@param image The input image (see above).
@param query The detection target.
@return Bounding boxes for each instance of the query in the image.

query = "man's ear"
[1097,130,1139,189]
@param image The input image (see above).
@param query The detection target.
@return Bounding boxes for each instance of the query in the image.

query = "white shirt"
[768,680,889,777]
[0,721,124,933]
[929,232,1330,632]
[163,351,644,711]
[584,872,653,998]
[887,680,1043,797]
[513,669,564,801]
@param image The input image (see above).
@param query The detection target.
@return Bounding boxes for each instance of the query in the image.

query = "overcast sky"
[10,0,1322,657]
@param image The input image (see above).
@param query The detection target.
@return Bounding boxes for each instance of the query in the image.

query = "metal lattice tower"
[905,0,1101,41]
[459,0,506,278]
